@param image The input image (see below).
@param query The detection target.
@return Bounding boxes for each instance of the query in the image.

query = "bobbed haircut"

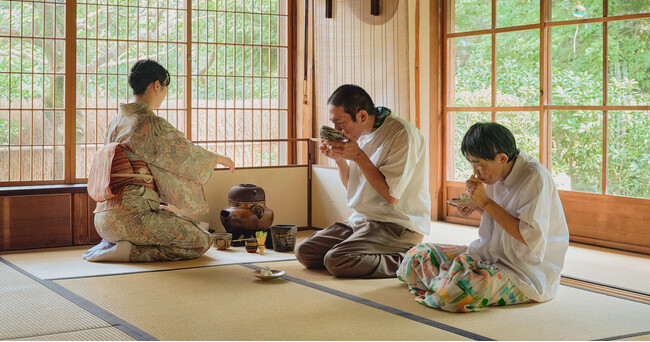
[461,122,519,162]
[327,84,378,121]
[128,59,171,95]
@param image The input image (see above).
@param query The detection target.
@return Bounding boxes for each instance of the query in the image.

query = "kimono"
[86,102,218,262]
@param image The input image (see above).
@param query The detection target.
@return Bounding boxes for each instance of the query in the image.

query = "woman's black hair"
[327,84,378,121]
[461,122,519,161]
[128,59,171,95]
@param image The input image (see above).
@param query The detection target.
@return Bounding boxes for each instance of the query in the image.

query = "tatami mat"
[1,245,296,280]
[563,242,650,294]
[0,262,115,341]
[425,221,650,295]
[8,327,135,341]
[55,265,470,341]
[269,260,650,341]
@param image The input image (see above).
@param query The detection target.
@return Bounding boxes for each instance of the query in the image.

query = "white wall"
[311,166,353,229]
[180,167,309,233]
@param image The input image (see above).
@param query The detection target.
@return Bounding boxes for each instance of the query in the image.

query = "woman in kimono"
[83,59,235,262]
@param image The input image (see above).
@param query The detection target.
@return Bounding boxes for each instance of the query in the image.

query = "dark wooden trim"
[370,0,380,16]
[72,193,90,245]
[185,0,193,140]
[0,184,88,197]
[289,0,298,164]
[65,0,77,182]
[307,140,315,229]
[570,236,650,255]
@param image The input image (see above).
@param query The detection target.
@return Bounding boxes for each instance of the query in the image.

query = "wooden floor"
[1,222,649,341]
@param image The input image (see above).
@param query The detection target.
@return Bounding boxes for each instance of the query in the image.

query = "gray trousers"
[295,221,423,278]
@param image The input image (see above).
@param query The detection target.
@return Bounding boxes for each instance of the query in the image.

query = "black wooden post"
[371,0,380,16]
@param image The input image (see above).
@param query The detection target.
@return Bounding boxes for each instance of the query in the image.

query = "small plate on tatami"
[253,269,287,281]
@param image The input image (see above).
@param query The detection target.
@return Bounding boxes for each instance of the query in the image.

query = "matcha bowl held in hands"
[447,193,476,208]
[319,125,346,142]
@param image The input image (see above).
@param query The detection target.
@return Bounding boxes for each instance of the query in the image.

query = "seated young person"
[397,122,569,312]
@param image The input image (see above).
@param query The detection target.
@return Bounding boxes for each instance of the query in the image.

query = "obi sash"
[88,142,156,213]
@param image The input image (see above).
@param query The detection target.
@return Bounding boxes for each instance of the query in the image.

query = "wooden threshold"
[561,275,650,304]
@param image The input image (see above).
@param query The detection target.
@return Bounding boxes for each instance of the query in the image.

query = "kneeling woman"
[84,59,235,262]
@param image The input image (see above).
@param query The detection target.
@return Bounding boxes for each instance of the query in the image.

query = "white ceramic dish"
[253,269,287,280]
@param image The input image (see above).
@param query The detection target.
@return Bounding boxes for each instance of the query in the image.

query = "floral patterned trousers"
[396,243,531,312]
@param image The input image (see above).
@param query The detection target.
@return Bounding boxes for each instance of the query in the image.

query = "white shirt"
[346,115,431,235]
[468,150,569,302]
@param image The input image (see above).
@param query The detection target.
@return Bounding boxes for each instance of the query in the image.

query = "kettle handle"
[251,204,264,219]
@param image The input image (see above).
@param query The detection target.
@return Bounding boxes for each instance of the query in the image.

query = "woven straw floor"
[1,224,649,341]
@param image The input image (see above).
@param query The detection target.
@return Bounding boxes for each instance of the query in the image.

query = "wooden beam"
[371,0,380,16]
[326,0,332,18]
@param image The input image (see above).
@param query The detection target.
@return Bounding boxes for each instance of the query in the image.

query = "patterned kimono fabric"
[396,243,531,312]
[92,102,218,262]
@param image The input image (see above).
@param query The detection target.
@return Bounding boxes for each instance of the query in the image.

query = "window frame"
[441,0,650,249]
[0,0,296,186]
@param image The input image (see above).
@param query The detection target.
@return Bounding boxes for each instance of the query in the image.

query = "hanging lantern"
[572,1,586,18]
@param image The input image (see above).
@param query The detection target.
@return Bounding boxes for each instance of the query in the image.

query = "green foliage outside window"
[452,0,650,199]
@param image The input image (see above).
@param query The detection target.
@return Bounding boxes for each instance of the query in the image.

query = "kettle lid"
[228,183,266,202]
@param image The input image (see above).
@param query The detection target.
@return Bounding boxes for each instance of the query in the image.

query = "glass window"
[447,112,491,181]
[551,110,602,193]
[75,0,187,179]
[450,0,491,33]
[551,0,603,22]
[496,30,540,106]
[446,0,650,205]
[608,0,650,17]
[607,111,650,199]
[551,23,603,105]
[450,35,492,107]
[191,0,288,168]
[496,112,540,161]
[0,0,65,182]
[607,18,650,106]
[496,0,539,28]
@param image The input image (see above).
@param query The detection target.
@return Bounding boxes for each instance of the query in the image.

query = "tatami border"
[592,331,650,341]
[0,257,158,341]
[243,263,494,341]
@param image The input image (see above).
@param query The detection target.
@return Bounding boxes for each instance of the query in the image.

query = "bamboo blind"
[313,0,410,166]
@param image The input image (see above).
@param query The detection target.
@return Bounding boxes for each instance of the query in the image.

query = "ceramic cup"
[212,232,233,250]
[270,224,298,252]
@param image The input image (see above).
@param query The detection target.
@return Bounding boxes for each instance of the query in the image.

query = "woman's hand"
[217,155,235,173]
